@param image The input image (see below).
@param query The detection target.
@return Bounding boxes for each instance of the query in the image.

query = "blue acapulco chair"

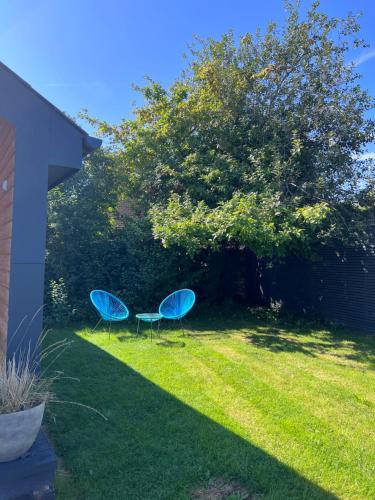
[159,289,196,335]
[90,290,129,339]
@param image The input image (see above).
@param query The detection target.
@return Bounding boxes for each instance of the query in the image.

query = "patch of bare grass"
[191,477,256,500]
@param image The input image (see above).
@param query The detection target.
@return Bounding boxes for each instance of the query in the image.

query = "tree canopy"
[47,1,375,320]
[87,0,374,259]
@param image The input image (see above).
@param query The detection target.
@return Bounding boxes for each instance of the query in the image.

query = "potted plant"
[0,331,106,463]
[0,351,51,462]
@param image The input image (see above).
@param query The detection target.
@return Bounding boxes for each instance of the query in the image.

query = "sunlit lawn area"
[45,315,375,499]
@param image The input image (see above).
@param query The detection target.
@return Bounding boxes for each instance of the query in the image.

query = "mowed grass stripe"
[87,328,375,487]
[108,332,370,497]
[212,340,375,435]
[216,331,375,416]
[47,320,375,499]
[176,338,375,497]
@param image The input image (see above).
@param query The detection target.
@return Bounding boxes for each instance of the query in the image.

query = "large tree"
[88,1,374,260]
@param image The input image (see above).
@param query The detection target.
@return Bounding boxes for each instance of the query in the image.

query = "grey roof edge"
[83,135,102,156]
[0,60,99,141]
[48,169,76,190]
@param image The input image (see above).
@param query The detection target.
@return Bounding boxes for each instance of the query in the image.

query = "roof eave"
[83,135,102,157]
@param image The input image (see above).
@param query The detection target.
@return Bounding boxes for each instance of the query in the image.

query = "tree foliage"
[46,150,197,321]
[88,1,374,258]
[47,1,375,320]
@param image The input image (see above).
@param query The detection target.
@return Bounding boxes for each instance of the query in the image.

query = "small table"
[136,313,162,340]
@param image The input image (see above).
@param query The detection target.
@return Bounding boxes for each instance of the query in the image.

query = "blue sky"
[1,0,374,152]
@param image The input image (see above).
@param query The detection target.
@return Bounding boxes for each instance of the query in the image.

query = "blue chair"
[159,289,195,334]
[90,290,129,338]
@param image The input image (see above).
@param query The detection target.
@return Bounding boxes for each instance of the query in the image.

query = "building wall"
[0,118,15,358]
[261,235,375,334]
[0,62,86,362]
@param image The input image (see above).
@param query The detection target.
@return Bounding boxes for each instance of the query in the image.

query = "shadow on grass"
[45,329,337,500]
[244,325,375,367]
[175,315,375,367]
[245,332,317,356]
[117,333,148,342]
[156,339,186,348]
[85,313,375,367]
[185,332,230,340]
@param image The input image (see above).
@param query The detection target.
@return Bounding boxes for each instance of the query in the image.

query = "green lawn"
[45,315,375,499]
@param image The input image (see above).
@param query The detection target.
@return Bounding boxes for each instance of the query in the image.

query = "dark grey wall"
[0,63,87,360]
[261,233,375,334]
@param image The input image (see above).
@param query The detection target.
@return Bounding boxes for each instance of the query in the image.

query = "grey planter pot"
[0,401,45,462]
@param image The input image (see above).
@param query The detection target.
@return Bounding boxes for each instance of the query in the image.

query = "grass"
[44,313,375,499]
